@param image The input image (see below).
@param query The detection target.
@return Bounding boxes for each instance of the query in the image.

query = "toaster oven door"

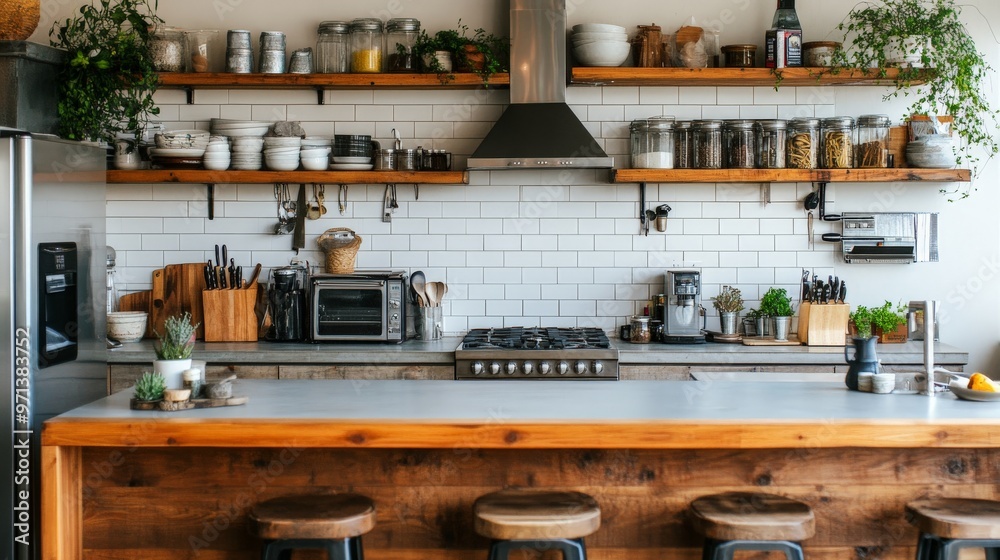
[313,280,388,340]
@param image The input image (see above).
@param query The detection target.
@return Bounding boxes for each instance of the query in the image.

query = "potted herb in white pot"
[153,312,198,389]
[711,285,744,336]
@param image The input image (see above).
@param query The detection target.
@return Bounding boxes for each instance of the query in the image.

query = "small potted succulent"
[130,371,165,409]
[153,312,198,390]
[759,287,795,341]
[712,285,744,335]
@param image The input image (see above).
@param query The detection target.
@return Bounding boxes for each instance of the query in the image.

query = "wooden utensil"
[423,281,440,307]
[150,263,207,339]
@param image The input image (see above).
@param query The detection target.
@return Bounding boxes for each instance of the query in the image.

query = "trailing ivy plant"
[414,20,509,85]
[832,0,999,199]
[49,0,161,143]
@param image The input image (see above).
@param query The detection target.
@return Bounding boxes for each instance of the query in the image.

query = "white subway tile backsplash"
[679,86,717,105]
[544,252,579,268]
[639,86,679,104]
[717,87,754,105]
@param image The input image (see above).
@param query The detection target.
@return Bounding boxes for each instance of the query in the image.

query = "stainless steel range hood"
[466,0,614,170]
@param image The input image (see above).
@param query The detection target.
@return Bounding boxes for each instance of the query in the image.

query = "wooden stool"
[474,490,601,560]
[689,492,815,560]
[906,498,1000,560]
[249,494,376,560]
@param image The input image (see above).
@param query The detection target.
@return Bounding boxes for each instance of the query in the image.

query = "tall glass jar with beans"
[724,120,756,169]
[674,121,693,169]
[855,114,891,168]
[693,120,724,169]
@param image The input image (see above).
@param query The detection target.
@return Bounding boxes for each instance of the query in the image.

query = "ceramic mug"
[114,139,141,170]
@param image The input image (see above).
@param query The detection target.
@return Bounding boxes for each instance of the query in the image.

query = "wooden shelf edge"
[107,169,470,185]
[157,72,509,89]
[571,67,925,87]
[610,168,971,184]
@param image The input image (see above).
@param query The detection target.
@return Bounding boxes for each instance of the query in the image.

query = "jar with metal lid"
[349,18,383,73]
[629,316,652,344]
[149,26,185,72]
[724,120,756,169]
[630,116,676,169]
[673,121,693,169]
[693,120,724,169]
[786,117,819,168]
[802,41,841,67]
[821,116,855,168]
[855,114,891,168]
[385,18,420,72]
[721,44,757,68]
[396,148,422,171]
[316,21,350,73]
[755,119,787,169]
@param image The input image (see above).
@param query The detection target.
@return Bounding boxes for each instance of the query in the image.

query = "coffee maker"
[663,269,706,343]
[267,262,308,341]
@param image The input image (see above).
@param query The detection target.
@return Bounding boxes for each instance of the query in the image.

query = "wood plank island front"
[42,380,1000,560]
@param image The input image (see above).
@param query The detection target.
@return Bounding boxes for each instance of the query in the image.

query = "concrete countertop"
[108,338,969,366]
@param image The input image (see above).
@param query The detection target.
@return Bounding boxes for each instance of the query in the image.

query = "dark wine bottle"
[765,0,803,68]
[771,0,801,30]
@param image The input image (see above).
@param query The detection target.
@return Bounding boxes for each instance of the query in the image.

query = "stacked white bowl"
[230,136,264,170]
[300,137,332,171]
[210,118,272,137]
[202,136,232,171]
[263,136,302,171]
[571,23,630,67]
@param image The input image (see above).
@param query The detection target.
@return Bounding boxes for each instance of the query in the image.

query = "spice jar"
[724,120,756,169]
[385,18,420,72]
[721,44,757,68]
[855,114,891,168]
[693,120,724,169]
[821,116,855,168]
[629,316,652,344]
[673,121,693,169]
[316,21,350,73]
[786,117,819,169]
[755,119,787,169]
[630,116,675,168]
[184,30,219,72]
[349,18,383,73]
[803,41,841,67]
[149,26,185,73]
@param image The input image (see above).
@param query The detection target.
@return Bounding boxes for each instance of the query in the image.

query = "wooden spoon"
[430,281,446,306]
[423,281,440,308]
[409,270,427,307]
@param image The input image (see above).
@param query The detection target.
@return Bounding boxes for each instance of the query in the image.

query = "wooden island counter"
[42,380,1000,560]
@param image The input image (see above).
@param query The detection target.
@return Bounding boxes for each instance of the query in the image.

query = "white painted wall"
[29,1,1000,372]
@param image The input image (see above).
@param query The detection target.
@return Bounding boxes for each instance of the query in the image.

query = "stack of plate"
[300,137,332,171]
[264,136,302,171]
[202,136,231,171]
[331,156,373,171]
[154,129,210,149]
[210,118,272,137]
[571,23,630,67]
[231,136,264,170]
[150,129,208,168]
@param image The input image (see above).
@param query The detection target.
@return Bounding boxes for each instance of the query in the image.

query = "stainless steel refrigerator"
[1,129,107,560]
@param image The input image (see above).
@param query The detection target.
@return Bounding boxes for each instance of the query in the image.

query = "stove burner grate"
[460,327,611,350]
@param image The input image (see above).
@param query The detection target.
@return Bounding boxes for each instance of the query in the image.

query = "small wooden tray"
[130,396,249,411]
[706,331,743,344]
[742,335,802,346]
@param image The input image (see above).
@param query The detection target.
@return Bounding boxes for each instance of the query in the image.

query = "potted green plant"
[870,300,909,343]
[413,20,509,84]
[712,285,744,335]
[832,0,999,197]
[745,308,767,337]
[153,311,198,389]
[846,305,880,390]
[48,0,162,144]
[759,287,794,341]
[130,371,165,409]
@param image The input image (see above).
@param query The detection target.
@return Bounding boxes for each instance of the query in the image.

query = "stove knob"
[505,361,517,375]
[592,361,604,375]
[539,362,551,375]
[557,361,569,375]
[489,362,501,375]
[471,361,484,375]
[574,361,587,375]
[389,299,400,309]
[523,362,534,375]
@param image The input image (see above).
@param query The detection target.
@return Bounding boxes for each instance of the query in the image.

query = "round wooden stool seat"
[689,492,815,542]
[250,494,376,541]
[474,490,601,540]
[907,498,1000,540]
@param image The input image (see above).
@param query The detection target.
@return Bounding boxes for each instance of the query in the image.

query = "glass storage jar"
[385,18,420,72]
[316,21,350,73]
[756,119,787,169]
[786,117,819,169]
[855,114,891,168]
[724,119,756,169]
[693,120,724,169]
[674,121,693,169]
[721,44,757,68]
[630,116,676,168]
[349,18,383,73]
[149,26,185,72]
[821,116,855,168]
[629,316,652,344]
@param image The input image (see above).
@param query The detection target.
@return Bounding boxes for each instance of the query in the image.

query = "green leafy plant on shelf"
[712,285,745,313]
[759,287,794,317]
[870,300,908,334]
[831,0,999,198]
[849,305,875,339]
[49,0,162,143]
[413,19,509,84]
[154,311,198,361]
[133,371,166,402]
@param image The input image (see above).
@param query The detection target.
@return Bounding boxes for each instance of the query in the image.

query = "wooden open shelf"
[571,67,925,87]
[107,169,469,185]
[611,168,971,184]
[157,72,509,89]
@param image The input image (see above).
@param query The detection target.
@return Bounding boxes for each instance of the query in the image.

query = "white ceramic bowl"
[263,137,303,147]
[572,23,627,34]
[572,31,629,42]
[573,41,631,67]
[204,144,230,153]
[300,157,329,171]
[301,136,332,147]
[230,137,265,152]
[214,126,270,137]
[203,159,231,171]
[299,147,331,158]
[265,158,300,171]
[107,311,147,343]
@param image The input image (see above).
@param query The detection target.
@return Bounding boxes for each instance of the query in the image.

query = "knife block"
[202,286,258,342]
[798,302,850,346]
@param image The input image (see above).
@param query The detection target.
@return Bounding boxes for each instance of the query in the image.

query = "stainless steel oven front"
[310,271,406,342]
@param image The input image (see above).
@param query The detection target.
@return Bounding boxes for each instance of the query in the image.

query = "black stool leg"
[262,540,295,560]
[703,540,803,560]
[915,533,937,560]
[988,547,1000,560]
[701,538,719,560]
[325,537,356,560]
[262,538,363,560]
[487,539,587,560]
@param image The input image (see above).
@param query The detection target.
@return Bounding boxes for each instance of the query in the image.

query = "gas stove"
[454,327,619,380]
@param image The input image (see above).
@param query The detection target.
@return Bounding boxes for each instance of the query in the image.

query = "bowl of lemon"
[949,373,1000,402]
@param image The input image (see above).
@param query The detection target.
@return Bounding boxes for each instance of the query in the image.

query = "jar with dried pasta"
[821,116,854,169]
[349,18,383,73]
[786,117,819,169]
[855,114,891,168]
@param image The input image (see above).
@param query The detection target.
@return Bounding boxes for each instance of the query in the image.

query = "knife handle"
[204,265,214,290]
[216,266,226,289]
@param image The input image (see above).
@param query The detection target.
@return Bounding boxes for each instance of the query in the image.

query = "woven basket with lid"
[0,0,40,41]
[317,228,362,274]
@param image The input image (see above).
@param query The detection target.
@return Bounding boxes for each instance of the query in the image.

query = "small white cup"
[858,373,874,392]
[114,139,141,170]
[873,373,896,394]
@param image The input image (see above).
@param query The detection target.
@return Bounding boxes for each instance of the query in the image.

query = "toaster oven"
[310,270,406,342]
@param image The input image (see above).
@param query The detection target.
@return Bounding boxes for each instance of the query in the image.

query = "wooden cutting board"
[150,263,207,339]
[742,335,802,346]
